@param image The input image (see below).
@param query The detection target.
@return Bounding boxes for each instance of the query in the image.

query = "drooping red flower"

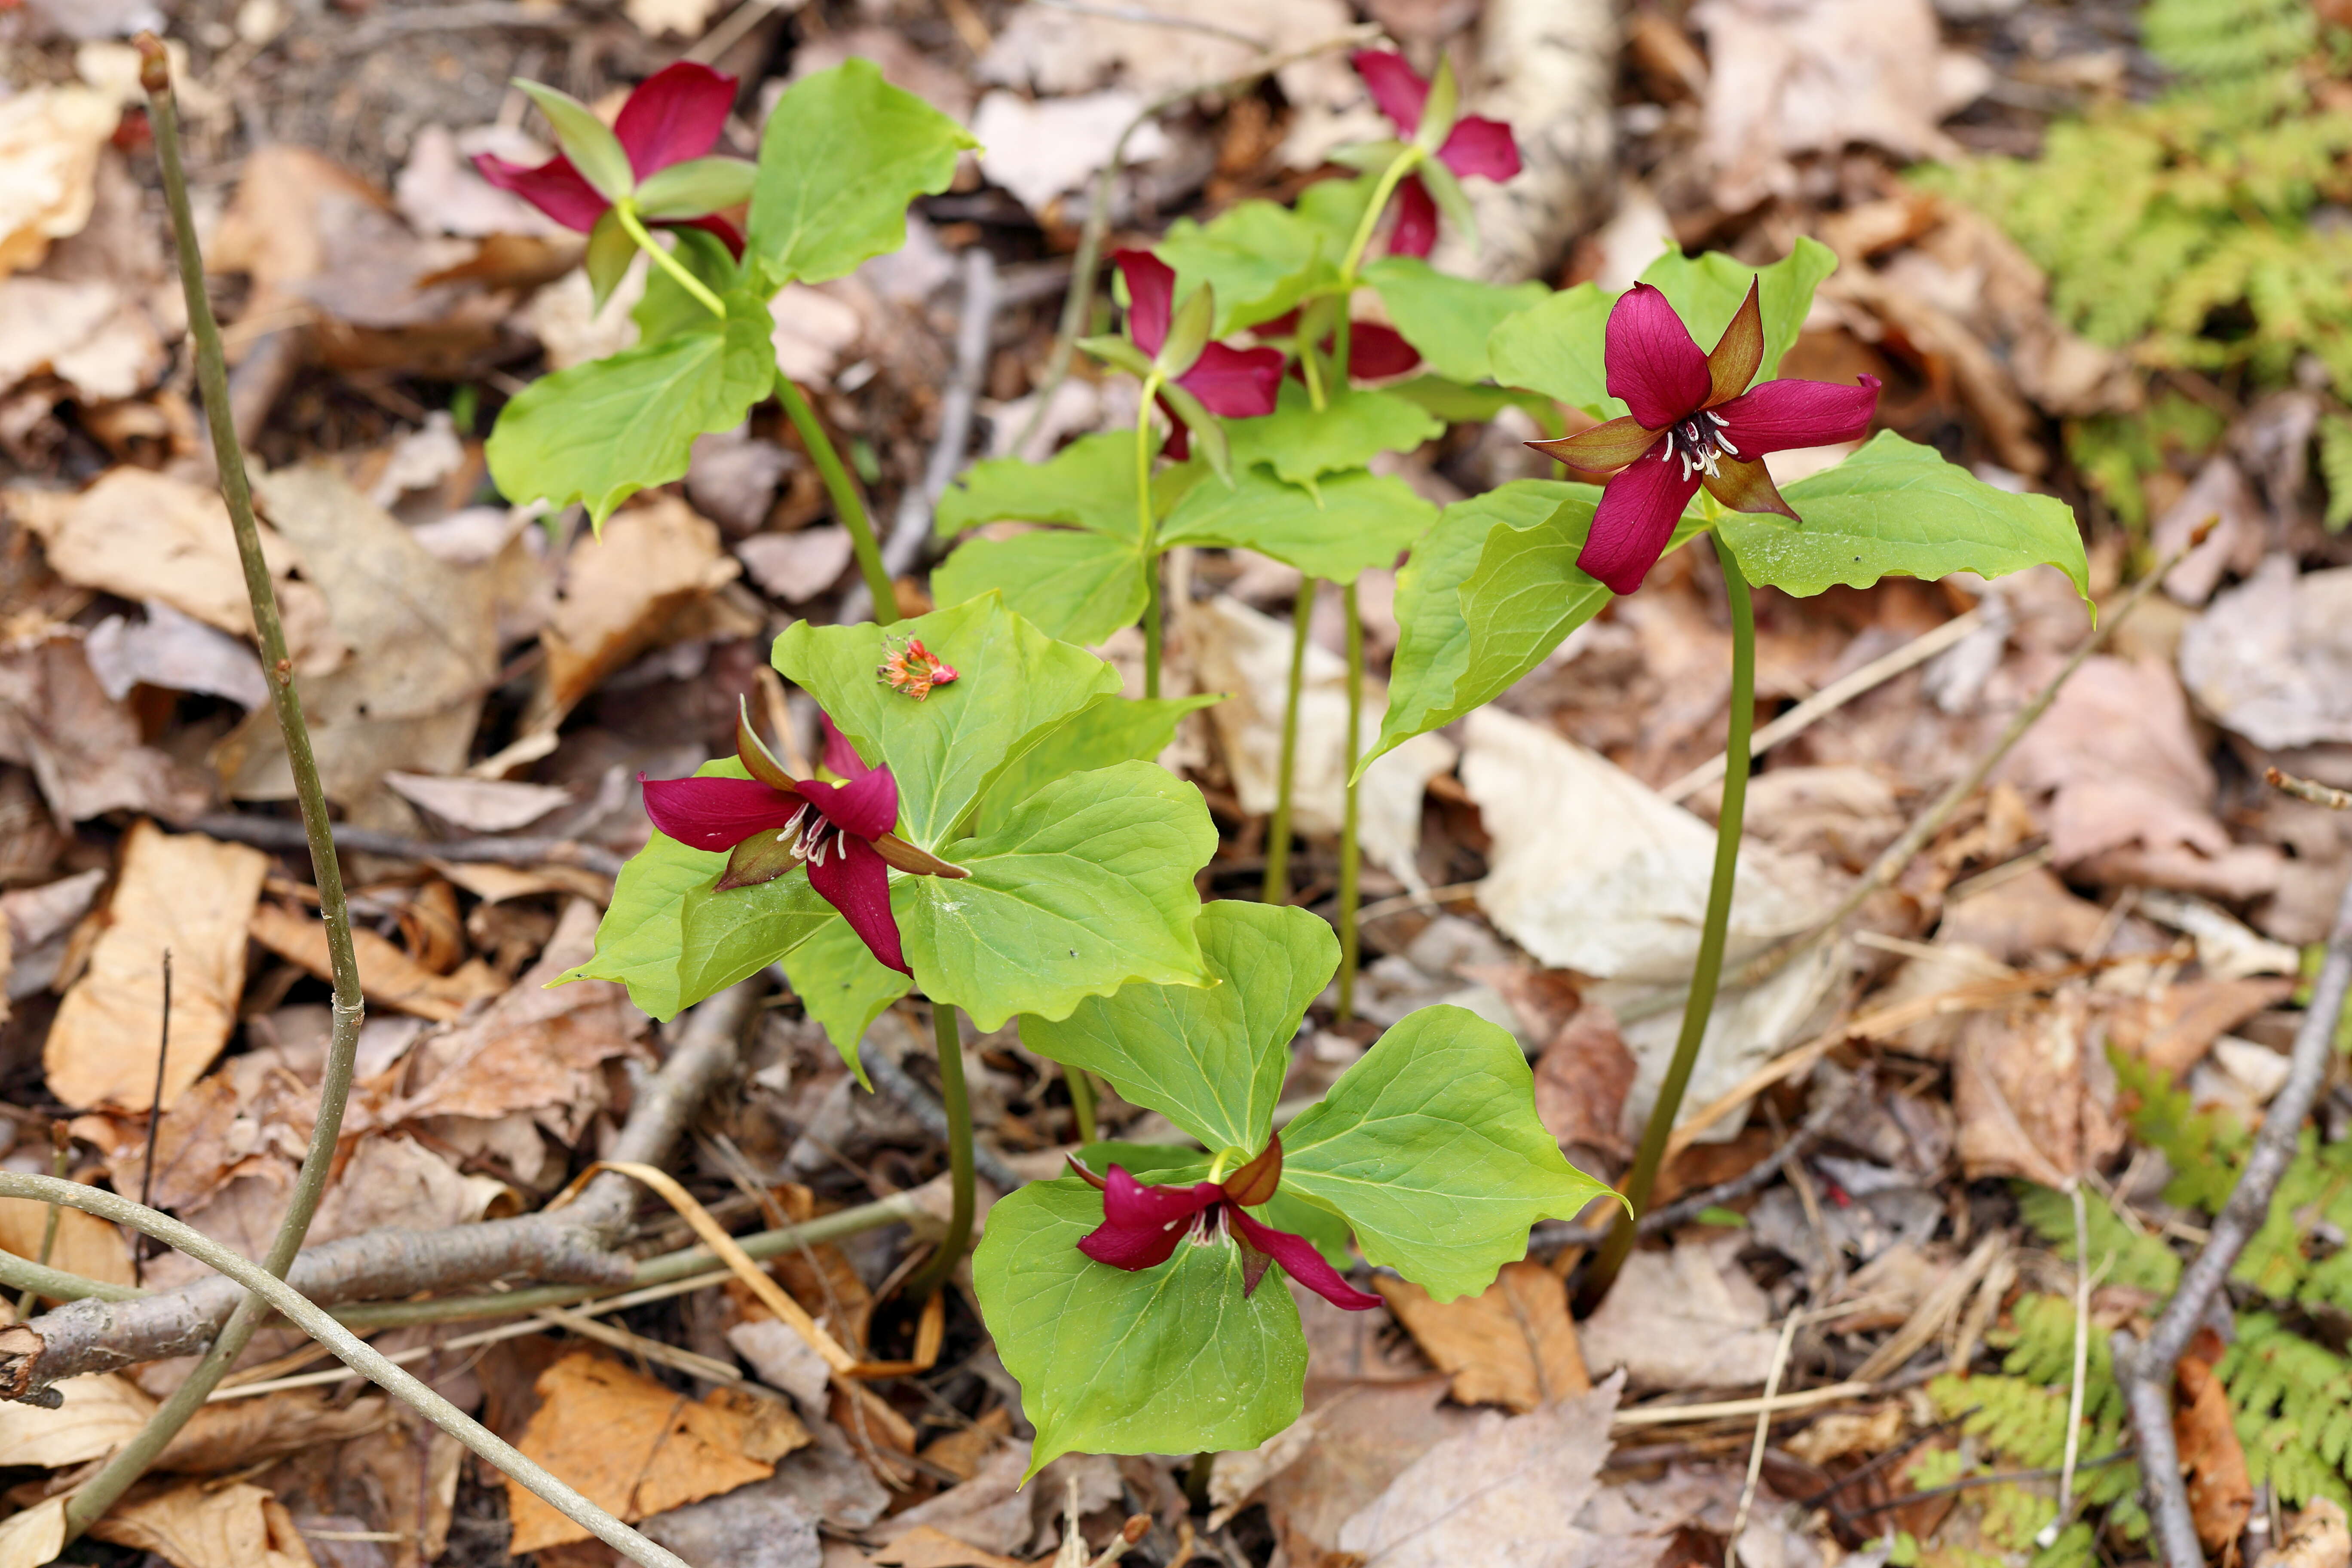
[639,703,967,974]
[1258,310,1424,384]
[1526,280,1881,595]
[1112,249,1283,460]
[1067,1135,1379,1312]
[476,62,747,255]
[1351,51,1522,259]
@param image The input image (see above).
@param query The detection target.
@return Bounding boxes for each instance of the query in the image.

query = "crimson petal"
[674,211,746,260]
[1712,375,1883,459]
[1350,49,1428,132]
[1578,445,1703,596]
[1605,283,1712,432]
[472,151,607,233]
[819,712,871,780]
[1177,342,1284,419]
[1439,115,1520,181]
[802,761,900,841]
[640,774,806,851]
[614,61,736,178]
[1346,322,1422,380]
[1387,176,1438,259]
[806,833,908,974]
[1157,392,1191,461]
[1078,1169,1221,1271]
[1228,1208,1380,1310]
[1112,249,1175,358]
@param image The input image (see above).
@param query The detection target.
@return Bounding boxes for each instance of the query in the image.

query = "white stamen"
[1718,434,1740,456]
[1707,410,1729,427]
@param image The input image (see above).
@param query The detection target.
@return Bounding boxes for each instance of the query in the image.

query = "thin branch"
[135,950,170,1290]
[2268,767,2352,811]
[192,812,626,877]
[1030,0,1267,47]
[2116,874,2352,1568]
[0,1173,690,1568]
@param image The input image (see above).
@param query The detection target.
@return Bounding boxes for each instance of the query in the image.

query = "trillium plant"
[492,43,2092,1464]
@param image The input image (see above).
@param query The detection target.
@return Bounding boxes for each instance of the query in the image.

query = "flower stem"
[1262,579,1316,904]
[904,1002,974,1302]
[1579,537,1755,1311]
[613,202,726,320]
[1066,1066,1099,1146]
[1136,370,1167,698]
[773,371,896,624]
[1337,145,1426,292]
[1335,581,1364,1021]
[73,40,373,1544]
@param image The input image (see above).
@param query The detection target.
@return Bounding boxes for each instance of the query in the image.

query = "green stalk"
[903,1002,975,1301]
[1337,146,1425,291]
[1262,580,1316,904]
[74,40,374,1542]
[1579,538,1755,1310]
[1335,582,1364,1021]
[774,372,896,624]
[614,202,726,319]
[15,1126,67,1321]
[1135,369,1167,698]
[1066,1066,1099,1146]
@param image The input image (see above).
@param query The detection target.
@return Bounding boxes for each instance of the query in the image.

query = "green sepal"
[930,529,1148,647]
[633,156,758,220]
[778,916,910,1086]
[1077,1142,1355,1271]
[1223,382,1443,493]
[1360,257,1548,384]
[770,594,1121,848]
[487,287,776,527]
[1159,464,1437,584]
[970,692,1222,837]
[515,79,633,202]
[1329,138,1409,174]
[584,208,636,314]
[1417,157,1479,253]
[1157,279,1216,378]
[974,1177,1307,1476]
[1157,379,1231,482]
[1079,335,1158,381]
[1023,900,1333,1155]
[1413,58,1461,153]
[748,58,977,290]
[1720,431,2093,606]
[1281,1004,1612,1301]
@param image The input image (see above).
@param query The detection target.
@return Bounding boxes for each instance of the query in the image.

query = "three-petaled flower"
[639,704,966,975]
[1528,280,1881,595]
[476,62,752,257]
[1257,310,1423,383]
[1069,1134,1381,1312]
[1351,50,1521,258]
[1111,250,1283,460]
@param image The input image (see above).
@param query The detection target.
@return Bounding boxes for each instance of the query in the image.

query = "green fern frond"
[2016,1184,2184,1296]
[2113,1048,2248,1210]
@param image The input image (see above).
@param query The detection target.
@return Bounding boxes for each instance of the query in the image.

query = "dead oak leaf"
[86,1480,316,1568]
[1952,986,2124,1187]
[1532,1004,1636,1161]
[0,634,213,825]
[2178,1327,2254,1553]
[1375,1261,1590,1414]
[249,899,504,1023]
[534,495,741,726]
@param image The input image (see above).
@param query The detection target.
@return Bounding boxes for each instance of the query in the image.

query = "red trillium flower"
[476,62,747,256]
[1528,280,1881,595]
[1352,50,1521,259]
[1112,250,1282,460]
[1258,310,1423,383]
[1068,1135,1380,1312]
[639,703,967,974]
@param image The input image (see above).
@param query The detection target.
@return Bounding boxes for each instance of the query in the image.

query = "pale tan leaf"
[0,86,117,276]
[0,1198,133,1292]
[866,1528,1028,1568]
[537,496,740,723]
[0,1498,65,1568]
[153,1390,391,1475]
[248,900,504,1023]
[87,1479,317,1568]
[1375,1261,1590,1414]
[0,635,215,824]
[0,1372,152,1467]
[383,771,573,833]
[1575,1239,1779,1391]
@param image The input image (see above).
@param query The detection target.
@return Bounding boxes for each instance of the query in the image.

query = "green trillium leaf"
[770,595,1120,848]
[487,288,775,527]
[748,59,977,290]
[1223,383,1444,493]
[1159,465,1437,585]
[934,432,1149,542]
[778,916,909,1084]
[1281,1004,1611,1302]
[1360,257,1549,385]
[974,1177,1307,1476]
[930,529,1148,648]
[1383,375,1562,433]
[1156,199,1339,335]
[1078,1143,1355,1270]
[1719,431,2093,604]
[515,80,632,202]
[632,156,758,220]
[971,692,1223,838]
[632,226,738,345]
[899,761,1213,1030]
[1024,900,1335,1155]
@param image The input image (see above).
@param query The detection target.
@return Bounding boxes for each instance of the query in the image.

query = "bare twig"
[2116,875,2352,1568]
[192,812,625,877]
[14,1124,70,1323]
[2268,767,2352,811]
[1612,1381,1872,1429]
[0,1173,690,1568]
[1031,0,1267,47]
[1730,1312,1802,1563]
[134,950,171,1290]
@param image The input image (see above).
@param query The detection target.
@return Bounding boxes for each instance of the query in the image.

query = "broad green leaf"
[779,916,908,1084]
[1718,431,2092,603]
[1159,465,1437,584]
[487,289,775,526]
[971,692,1222,837]
[1156,200,1338,334]
[1077,1143,1354,1271]
[974,1178,1307,1474]
[1384,375,1562,433]
[1361,257,1548,383]
[515,80,631,202]
[935,433,1200,542]
[748,59,977,288]
[634,156,758,220]
[632,227,738,345]
[1487,238,1837,416]
[930,529,1148,647]
[1281,1005,1610,1301]
[1223,383,1443,493]
[771,595,1120,848]
[900,761,1213,1030]
[671,868,834,1014]
[1024,901,1334,1155]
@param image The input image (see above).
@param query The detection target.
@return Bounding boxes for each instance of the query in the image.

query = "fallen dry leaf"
[1533,1004,1637,1160]
[2177,1327,2254,1553]
[86,601,271,709]
[305,1135,508,1243]
[625,0,720,39]
[1334,1375,1623,1568]
[1375,1262,1589,1414]
[866,1528,1027,1568]
[2104,976,2297,1081]
[1576,1238,1779,1390]
[0,633,213,824]
[0,1371,152,1467]
[509,1351,777,1553]
[971,90,1169,216]
[0,86,117,275]
[153,1390,390,1475]
[536,495,743,723]
[736,527,856,605]
[2261,1500,2352,1568]
[978,0,1353,112]
[46,821,269,1111]
[249,900,505,1023]
[87,1479,317,1568]
[1784,1403,1906,1467]
[2181,557,2352,752]
[1262,1377,1471,1558]
[383,771,573,833]
[0,1499,62,1568]
[1953,987,2125,1186]
[0,1192,133,1292]
[640,1477,826,1568]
